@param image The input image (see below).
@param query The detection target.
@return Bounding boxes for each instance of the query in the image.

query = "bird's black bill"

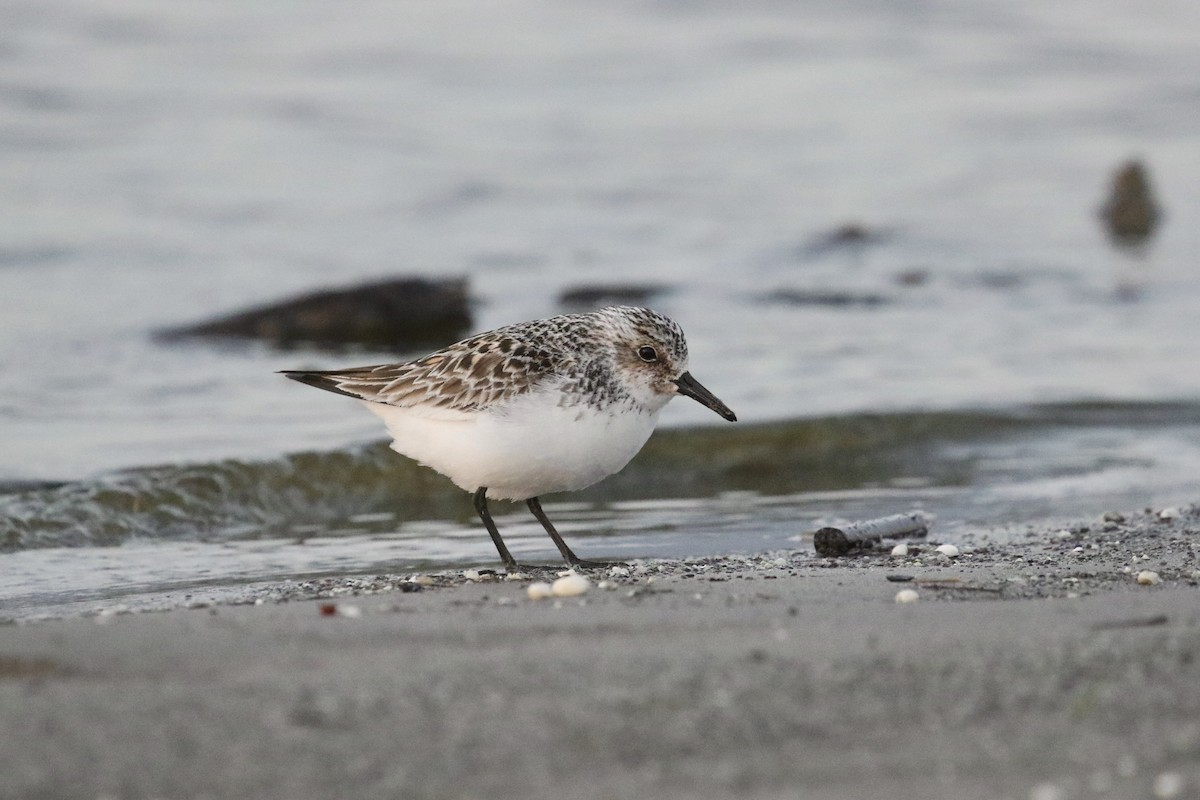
[674,372,737,422]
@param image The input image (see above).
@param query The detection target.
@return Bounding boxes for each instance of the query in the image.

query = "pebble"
[894,589,920,604]
[1136,570,1162,586]
[338,604,362,619]
[462,569,481,581]
[526,582,554,600]
[1152,772,1185,799]
[1029,782,1064,800]
[935,544,960,557]
[890,543,909,557]
[607,566,630,577]
[1088,770,1113,793]
[551,573,590,597]
[1158,507,1181,521]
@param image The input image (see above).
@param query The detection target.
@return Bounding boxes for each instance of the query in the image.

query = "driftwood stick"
[813,512,930,557]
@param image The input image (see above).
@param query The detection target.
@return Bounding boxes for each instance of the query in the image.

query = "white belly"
[365,394,661,501]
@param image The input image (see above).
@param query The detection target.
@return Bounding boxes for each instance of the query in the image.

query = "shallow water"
[3,404,1199,619]
[2,1,1200,616]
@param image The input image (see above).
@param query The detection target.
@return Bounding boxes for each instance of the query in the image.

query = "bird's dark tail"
[278,370,365,400]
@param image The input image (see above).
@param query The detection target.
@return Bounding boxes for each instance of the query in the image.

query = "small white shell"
[1136,570,1161,586]
[1152,771,1185,799]
[1159,507,1180,520]
[606,565,630,577]
[1029,782,1065,800]
[462,569,481,581]
[890,543,909,557]
[935,544,960,557]
[526,582,554,600]
[894,589,920,604]
[552,573,590,597]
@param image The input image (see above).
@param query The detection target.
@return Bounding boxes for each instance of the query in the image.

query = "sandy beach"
[2,505,1198,800]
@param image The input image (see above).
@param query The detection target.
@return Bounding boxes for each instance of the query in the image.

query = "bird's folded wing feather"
[282,333,563,413]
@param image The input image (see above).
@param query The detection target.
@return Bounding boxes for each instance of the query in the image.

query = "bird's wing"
[280,331,564,413]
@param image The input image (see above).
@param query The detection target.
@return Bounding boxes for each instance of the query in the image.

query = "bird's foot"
[565,558,627,572]
[500,559,626,577]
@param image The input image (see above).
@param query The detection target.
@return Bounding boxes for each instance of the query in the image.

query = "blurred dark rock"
[760,289,889,308]
[1100,160,1161,245]
[558,283,669,310]
[161,277,471,351]
[893,268,930,287]
[797,222,894,260]
[977,271,1024,290]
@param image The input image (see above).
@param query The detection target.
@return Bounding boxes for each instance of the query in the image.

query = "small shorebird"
[281,306,736,569]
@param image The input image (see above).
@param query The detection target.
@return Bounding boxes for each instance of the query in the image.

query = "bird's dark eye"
[637,346,658,363]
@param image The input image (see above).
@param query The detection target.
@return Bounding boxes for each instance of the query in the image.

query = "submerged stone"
[558,283,669,310]
[160,276,471,351]
[1100,160,1161,245]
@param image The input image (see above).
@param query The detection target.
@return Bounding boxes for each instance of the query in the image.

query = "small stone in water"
[935,544,960,557]
[526,582,554,600]
[890,543,909,557]
[1136,570,1161,586]
[462,569,481,581]
[894,589,920,604]
[552,573,590,597]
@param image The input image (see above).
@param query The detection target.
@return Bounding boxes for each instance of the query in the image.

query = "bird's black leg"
[526,497,619,569]
[473,487,518,570]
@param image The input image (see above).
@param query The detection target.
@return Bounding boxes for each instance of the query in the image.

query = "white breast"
[364,389,661,501]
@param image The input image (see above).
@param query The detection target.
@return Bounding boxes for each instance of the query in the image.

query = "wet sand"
[2,506,1198,800]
